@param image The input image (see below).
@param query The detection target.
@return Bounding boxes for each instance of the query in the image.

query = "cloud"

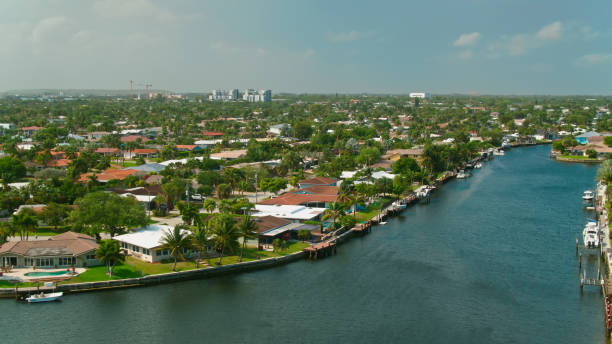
[453,32,480,47]
[576,53,612,65]
[31,16,66,44]
[328,30,360,43]
[536,21,562,40]
[486,21,562,58]
[93,0,176,22]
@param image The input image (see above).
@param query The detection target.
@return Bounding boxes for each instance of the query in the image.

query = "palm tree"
[95,239,125,278]
[12,208,37,240]
[191,226,209,268]
[203,198,217,214]
[337,192,357,217]
[212,214,239,265]
[322,202,346,231]
[161,224,193,271]
[237,216,258,262]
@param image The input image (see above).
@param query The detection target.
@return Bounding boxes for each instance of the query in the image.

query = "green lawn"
[65,264,142,283]
[0,280,37,288]
[3,242,311,287]
[201,241,309,267]
[559,155,595,160]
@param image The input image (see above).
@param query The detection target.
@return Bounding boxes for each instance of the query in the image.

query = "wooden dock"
[303,242,336,260]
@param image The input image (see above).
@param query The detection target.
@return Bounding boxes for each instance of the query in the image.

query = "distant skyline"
[1,0,611,95]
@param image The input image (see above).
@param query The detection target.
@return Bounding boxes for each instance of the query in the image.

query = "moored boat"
[582,220,599,248]
[26,292,63,303]
[582,190,595,201]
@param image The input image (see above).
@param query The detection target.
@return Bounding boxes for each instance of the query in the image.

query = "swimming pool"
[24,270,70,277]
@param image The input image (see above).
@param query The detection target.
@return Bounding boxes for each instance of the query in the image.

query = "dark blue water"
[1,145,603,344]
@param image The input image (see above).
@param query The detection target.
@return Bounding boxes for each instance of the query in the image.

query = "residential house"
[202,131,224,139]
[576,131,601,145]
[95,147,121,157]
[254,216,320,248]
[114,224,194,263]
[209,149,247,160]
[0,231,100,268]
[20,126,43,138]
[252,204,326,222]
[297,177,338,189]
[175,145,200,152]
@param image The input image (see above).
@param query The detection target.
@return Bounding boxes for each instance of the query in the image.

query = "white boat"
[582,220,599,248]
[582,190,595,201]
[415,185,435,201]
[501,141,511,149]
[493,149,505,156]
[474,163,482,169]
[26,292,63,303]
[456,170,470,179]
[379,222,387,225]
[392,201,407,210]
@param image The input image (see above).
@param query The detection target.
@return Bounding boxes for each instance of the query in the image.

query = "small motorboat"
[493,149,505,156]
[583,190,595,201]
[26,292,63,303]
[392,201,407,210]
[474,162,482,169]
[456,170,470,179]
[501,141,511,150]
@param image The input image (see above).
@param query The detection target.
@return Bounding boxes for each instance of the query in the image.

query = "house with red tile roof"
[202,131,224,138]
[120,135,150,143]
[95,147,121,156]
[79,168,140,183]
[0,231,101,268]
[131,148,159,159]
[46,159,71,168]
[258,185,339,208]
[297,177,338,189]
[175,145,200,152]
[20,126,43,137]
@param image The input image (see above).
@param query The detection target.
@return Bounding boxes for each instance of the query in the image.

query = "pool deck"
[1,267,86,281]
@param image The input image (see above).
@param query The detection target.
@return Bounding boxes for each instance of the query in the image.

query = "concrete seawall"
[0,251,307,298]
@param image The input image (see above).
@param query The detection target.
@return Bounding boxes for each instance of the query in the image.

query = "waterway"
[2,145,604,344]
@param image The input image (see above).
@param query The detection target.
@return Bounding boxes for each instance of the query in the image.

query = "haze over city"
[1,0,611,95]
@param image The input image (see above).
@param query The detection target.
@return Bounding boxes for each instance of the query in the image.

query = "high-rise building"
[243,89,271,102]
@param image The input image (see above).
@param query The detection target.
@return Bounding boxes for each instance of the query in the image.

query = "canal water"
[2,145,604,344]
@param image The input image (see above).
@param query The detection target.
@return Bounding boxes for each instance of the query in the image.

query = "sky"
[1,0,611,95]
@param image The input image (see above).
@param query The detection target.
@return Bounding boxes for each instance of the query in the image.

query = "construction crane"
[134,82,153,99]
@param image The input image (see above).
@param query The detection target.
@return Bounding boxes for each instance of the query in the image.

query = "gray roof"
[576,131,600,138]
[125,163,166,173]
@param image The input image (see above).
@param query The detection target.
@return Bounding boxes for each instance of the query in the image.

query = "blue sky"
[1,0,611,94]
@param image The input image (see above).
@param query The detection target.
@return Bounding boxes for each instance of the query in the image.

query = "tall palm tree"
[12,208,37,240]
[95,239,125,278]
[322,202,346,231]
[237,216,258,262]
[212,214,239,265]
[161,225,193,271]
[337,192,357,217]
[191,226,209,268]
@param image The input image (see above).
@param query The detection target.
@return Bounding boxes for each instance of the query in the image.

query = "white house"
[252,204,326,222]
[114,224,194,263]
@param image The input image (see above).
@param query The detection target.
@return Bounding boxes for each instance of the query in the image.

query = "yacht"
[582,190,595,201]
[501,141,511,150]
[456,170,470,179]
[583,220,600,248]
[415,185,435,200]
[474,162,482,169]
[392,201,407,210]
[493,149,505,156]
